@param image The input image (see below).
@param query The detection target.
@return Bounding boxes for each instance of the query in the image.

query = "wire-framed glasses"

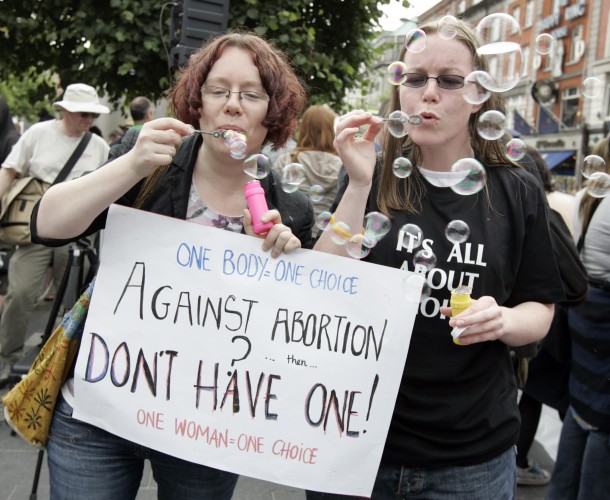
[400,73,465,90]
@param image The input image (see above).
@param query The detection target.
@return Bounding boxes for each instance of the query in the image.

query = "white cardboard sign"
[73,204,421,496]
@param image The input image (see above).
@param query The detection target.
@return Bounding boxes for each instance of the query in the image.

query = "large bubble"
[535,33,555,55]
[400,223,423,250]
[438,15,459,40]
[345,234,373,259]
[413,249,437,272]
[280,163,306,193]
[581,77,603,99]
[476,110,507,141]
[330,221,351,246]
[475,14,523,92]
[386,110,410,138]
[405,28,427,53]
[582,155,606,179]
[463,71,492,105]
[387,61,407,86]
[445,220,470,244]
[586,172,610,198]
[243,154,270,179]
[506,138,527,161]
[316,211,333,231]
[450,158,487,196]
[392,157,413,178]
[363,211,391,244]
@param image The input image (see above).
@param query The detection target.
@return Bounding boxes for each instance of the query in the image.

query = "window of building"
[570,25,584,62]
[561,87,579,127]
[606,12,610,58]
[513,6,521,28]
[524,1,534,28]
[521,46,530,77]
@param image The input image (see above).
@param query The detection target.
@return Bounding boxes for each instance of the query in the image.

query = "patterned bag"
[2,280,93,447]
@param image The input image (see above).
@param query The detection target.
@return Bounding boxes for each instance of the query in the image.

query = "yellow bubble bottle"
[450,285,473,346]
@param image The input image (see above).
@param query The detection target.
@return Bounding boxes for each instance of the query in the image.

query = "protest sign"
[73,204,422,496]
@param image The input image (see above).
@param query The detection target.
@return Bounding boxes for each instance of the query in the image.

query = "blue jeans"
[306,447,516,499]
[546,407,610,500]
[47,393,238,500]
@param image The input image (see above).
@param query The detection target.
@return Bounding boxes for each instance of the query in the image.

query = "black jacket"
[31,134,315,249]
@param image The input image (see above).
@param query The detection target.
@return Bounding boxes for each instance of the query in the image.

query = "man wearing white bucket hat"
[0,83,110,382]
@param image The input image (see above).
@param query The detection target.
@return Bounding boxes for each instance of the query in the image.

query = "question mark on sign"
[231,335,252,366]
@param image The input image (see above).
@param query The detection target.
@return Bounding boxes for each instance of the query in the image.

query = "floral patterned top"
[185,182,244,233]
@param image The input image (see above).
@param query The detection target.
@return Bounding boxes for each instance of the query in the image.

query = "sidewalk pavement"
[0,301,555,500]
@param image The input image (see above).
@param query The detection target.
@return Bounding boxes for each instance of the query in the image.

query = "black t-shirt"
[334,164,564,467]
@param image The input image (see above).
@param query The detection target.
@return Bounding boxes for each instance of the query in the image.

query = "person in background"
[108,128,124,145]
[32,31,312,499]
[515,146,581,487]
[546,137,610,500]
[274,104,342,223]
[0,83,110,384]
[0,97,20,164]
[108,96,155,161]
[261,134,297,166]
[310,18,563,499]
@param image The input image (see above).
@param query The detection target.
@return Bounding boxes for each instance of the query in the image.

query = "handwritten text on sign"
[73,205,421,496]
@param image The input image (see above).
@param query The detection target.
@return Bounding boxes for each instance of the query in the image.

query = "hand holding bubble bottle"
[450,285,473,346]
[244,180,274,234]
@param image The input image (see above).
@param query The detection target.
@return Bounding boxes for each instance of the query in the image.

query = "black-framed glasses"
[401,73,465,90]
[201,85,270,104]
[79,112,100,119]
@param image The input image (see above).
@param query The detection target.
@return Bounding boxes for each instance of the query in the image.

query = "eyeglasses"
[201,85,270,104]
[79,112,100,119]
[401,73,465,90]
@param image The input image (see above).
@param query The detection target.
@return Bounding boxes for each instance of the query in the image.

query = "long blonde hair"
[293,105,338,157]
[579,138,610,237]
[377,19,513,216]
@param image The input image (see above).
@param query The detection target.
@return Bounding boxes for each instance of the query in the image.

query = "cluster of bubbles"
[383,13,607,199]
[582,154,610,198]
[222,130,248,160]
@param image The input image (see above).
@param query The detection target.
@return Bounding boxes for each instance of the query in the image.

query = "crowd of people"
[0,16,608,500]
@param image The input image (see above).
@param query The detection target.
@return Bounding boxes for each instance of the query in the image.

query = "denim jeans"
[306,447,516,499]
[47,393,238,500]
[546,406,610,500]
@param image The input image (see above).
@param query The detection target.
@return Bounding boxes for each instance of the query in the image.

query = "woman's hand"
[334,110,384,187]
[126,118,192,178]
[440,296,504,345]
[243,208,301,258]
[440,298,554,346]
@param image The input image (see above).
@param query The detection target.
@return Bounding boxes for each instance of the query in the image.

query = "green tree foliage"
[0,0,402,113]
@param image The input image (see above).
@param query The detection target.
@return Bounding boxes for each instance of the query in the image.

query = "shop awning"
[540,150,576,170]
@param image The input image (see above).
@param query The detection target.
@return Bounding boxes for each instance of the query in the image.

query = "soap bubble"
[243,154,270,179]
[463,71,492,105]
[506,138,527,161]
[413,249,437,272]
[476,14,523,92]
[280,163,306,193]
[585,172,610,198]
[400,223,423,249]
[403,274,427,302]
[345,234,373,259]
[581,77,603,99]
[535,33,555,55]
[450,158,487,195]
[582,155,606,179]
[477,110,507,141]
[330,221,351,246]
[363,211,391,244]
[476,13,522,51]
[405,28,427,53]
[386,110,409,138]
[387,61,408,85]
[392,157,413,178]
[438,15,459,40]
[308,185,325,203]
[445,220,470,244]
[316,211,333,231]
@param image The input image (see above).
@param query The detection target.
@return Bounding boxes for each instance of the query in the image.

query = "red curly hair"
[170,31,307,148]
